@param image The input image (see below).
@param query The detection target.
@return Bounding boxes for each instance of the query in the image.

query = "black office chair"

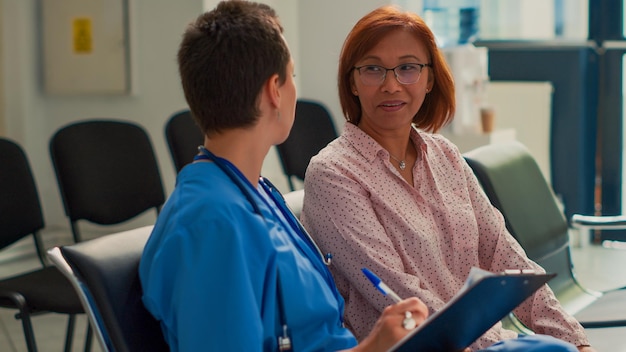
[0,137,90,352]
[276,99,338,191]
[50,119,166,243]
[463,141,626,329]
[164,109,204,173]
[48,225,169,352]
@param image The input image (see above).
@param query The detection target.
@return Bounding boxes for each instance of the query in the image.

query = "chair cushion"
[574,289,626,326]
[0,266,84,314]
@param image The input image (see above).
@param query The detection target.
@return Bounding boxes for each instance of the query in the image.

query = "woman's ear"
[266,73,281,109]
[427,75,434,93]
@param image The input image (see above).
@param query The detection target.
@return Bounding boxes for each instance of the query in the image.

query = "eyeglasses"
[353,63,432,86]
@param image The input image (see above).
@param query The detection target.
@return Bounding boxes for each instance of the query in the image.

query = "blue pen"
[362,267,417,330]
[362,267,403,303]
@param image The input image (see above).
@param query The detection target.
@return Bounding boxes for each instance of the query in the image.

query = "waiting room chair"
[49,119,166,243]
[283,189,305,219]
[463,140,626,329]
[276,99,338,191]
[164,109,204,173]
[47,225,169,352]
[0,137,90,352]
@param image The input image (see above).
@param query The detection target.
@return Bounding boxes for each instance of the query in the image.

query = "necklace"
[389,153,406,170]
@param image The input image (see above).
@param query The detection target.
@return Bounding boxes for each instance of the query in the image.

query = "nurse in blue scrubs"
[138,1,579,351]
[139,1,427,351]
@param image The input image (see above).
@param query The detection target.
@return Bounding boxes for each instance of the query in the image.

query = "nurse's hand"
[349,297,428,352]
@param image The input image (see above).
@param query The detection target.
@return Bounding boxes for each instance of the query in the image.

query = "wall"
[296,0,389,132]
[1,0,556,236]
[0,0,339,234]
[1,0,203,232]
[442,81,554,183]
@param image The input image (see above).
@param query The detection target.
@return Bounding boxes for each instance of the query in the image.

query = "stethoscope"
[194,146,332,266]
[194,146,338,351]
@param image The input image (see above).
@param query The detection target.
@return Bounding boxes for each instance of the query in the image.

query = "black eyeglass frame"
[353,63,432,85]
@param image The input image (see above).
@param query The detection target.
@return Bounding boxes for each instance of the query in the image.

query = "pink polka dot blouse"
[301,123,589,350]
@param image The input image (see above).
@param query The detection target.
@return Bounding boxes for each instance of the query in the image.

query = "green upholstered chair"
[463,141,626,329]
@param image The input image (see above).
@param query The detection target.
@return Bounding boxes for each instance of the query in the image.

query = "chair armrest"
[571,214,626,230]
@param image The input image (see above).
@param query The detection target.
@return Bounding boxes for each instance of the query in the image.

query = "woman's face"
[352,29,432,134]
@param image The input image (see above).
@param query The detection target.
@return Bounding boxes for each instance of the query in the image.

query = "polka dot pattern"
[301,124,589,350]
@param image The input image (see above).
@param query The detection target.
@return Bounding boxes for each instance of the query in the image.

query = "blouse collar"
[342,123,428,165]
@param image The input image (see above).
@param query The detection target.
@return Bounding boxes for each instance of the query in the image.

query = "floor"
[0,230,625,351]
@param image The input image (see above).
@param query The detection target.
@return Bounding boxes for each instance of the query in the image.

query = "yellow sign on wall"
[43,0,130,95]
[73,18,92,54]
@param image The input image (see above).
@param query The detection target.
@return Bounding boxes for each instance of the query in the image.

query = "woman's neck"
[204,129,270,186]
[358,122,413,160]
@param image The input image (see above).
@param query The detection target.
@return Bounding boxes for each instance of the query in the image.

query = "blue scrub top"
[139,161,356,351]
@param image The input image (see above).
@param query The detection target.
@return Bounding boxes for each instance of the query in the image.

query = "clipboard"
[390,270,555,352]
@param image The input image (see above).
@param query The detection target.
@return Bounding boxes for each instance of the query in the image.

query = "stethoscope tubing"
[194,146,345,338]
[195,146,331,266]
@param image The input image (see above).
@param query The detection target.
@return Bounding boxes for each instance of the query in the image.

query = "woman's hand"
[578,346,597,352]
[350,297,428,352]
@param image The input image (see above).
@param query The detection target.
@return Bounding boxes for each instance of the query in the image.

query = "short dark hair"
[178,0,290,136]
[338,6,455,132]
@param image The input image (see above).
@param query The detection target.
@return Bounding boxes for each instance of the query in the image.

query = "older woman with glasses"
[301,5,596,352]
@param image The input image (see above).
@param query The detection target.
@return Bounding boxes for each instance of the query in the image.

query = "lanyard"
[259,177,332,267]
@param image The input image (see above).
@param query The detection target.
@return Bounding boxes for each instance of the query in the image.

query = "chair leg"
[18,310,38,352]
[2,290,38,352]
[63,314,75,352]
[84,324,93,352]
[70,222,82,243]
[287,177,295,192]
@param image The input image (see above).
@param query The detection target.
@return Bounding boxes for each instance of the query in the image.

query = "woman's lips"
[379,101,405,112]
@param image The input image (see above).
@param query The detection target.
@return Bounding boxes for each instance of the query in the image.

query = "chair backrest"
[47,225,168,352]
[49,119,165,241]
[164,109,204,173]
[276,99,338,190]
[283,189,304,219]
[0,138,47,264]
[463,141,574,295]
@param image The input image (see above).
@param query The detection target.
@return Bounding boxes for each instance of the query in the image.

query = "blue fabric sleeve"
[479,334,578,352]
[141,193,274,351]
